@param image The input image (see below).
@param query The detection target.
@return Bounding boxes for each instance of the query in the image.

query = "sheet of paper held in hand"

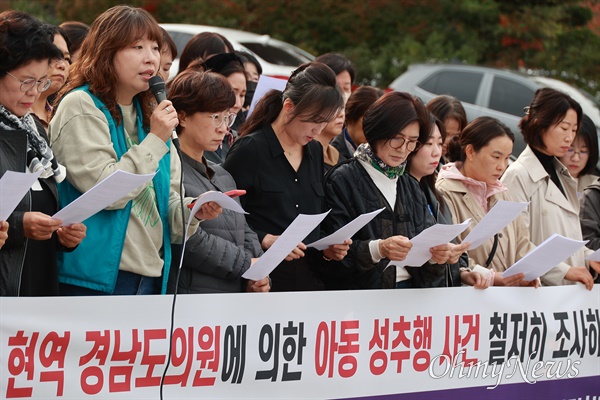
[0,170,43,221]
[502,233,587,281]
[306,208,385,250]
[462,200,529,249]
[586,248,600,262]
[387,219,471,268]
[247,75,287,117]
[52,170,155,226]
[242,211,330,281]
[185,190,248,232]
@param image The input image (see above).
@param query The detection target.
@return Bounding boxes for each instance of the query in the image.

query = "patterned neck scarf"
[354,142,405,179]
[0,104,66,182]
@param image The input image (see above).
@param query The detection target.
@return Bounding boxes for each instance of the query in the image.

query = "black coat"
[0,125,61,296]
[322,159,451,289]
[580,177,600,251]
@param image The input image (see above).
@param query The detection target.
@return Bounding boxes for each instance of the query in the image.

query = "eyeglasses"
[567,148,589,157]
[5,72,52,93]
[388,136,422,152]
[209,112,236,129]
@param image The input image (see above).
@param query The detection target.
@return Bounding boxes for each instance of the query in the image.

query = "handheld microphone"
[148,76,180,151]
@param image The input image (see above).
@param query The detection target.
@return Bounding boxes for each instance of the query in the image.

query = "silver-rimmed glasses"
[388,136,422,152]
[5,72,52,93]
[209,112,237,129]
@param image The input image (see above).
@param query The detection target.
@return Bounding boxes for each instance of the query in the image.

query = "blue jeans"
[60,270,161,296]
[395,280,412,289]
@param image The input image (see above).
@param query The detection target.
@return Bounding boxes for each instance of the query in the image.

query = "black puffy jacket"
[322,159,453,290]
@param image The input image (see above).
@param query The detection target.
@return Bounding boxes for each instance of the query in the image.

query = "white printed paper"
[307,208,384,250]
[462,200,529,249]
[185,190,247,233]
[52,170,155,225]
[586,248,600,262]
[242,211,330,280]
[0,170,43,221]
[388,219,471,268]
[248,75,287,117]
[502,233,587,281]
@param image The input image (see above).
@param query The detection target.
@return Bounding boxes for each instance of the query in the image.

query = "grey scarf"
[0,104,65,182]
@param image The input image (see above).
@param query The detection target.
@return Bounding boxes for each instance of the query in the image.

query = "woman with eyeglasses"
[558,114,599,194]
[322,92,466,290]
[0,11,86,296]
[224,62,351,292]
[501,88,599,287]
[166,65,269,294]
[49,6,221,296]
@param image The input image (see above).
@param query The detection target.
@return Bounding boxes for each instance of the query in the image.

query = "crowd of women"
[1,5,598,297]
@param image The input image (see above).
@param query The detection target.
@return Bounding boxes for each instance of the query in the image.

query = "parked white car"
[160,23,314,81]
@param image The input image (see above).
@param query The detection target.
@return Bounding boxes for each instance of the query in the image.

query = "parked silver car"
[389,64,538,158]
[389,64,600,164]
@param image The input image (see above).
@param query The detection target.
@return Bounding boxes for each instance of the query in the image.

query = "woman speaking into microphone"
[50,5,220,296]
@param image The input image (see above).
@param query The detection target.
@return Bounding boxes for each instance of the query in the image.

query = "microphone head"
[149,75,165,94]
[149,75,166,103]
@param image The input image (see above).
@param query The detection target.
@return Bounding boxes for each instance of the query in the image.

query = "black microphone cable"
[149,76,186,400]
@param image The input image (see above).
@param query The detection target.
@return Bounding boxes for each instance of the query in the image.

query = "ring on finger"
[165,106,172,113]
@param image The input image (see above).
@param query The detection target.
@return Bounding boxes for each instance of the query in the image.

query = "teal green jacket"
[57,86,172,293]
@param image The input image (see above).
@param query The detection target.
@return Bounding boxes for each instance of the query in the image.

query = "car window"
[240,42,308,66]
[418,71,483,104]
[166,31,193,57]
[489,76,535,117]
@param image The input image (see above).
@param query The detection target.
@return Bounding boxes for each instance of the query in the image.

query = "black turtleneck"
[531,146,566,198]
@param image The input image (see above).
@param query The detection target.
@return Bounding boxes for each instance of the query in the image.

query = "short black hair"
[0,10,62,76]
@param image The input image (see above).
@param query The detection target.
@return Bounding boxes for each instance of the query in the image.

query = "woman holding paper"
[0,10,86,296]
[438,116,591,289]
[49,6,221,296]
[224,62,351,291]
[166,65,269,293]
[322,92,466,290]
[406,115,488,289]
[501,88,598,287]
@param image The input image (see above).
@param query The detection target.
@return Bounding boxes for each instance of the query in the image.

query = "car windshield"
[240,42,309,66]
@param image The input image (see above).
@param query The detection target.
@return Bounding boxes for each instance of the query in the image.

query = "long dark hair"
[574,114,599,176]
[408,114,447,211]
[239,62,343,137]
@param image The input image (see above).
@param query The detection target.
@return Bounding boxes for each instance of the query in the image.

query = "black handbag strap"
[485,233,499,267]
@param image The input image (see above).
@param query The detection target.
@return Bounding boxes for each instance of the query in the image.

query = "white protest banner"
[1,286,598,399]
